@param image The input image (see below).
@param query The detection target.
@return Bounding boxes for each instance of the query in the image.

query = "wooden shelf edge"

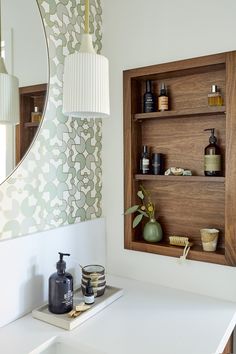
[135,175,225,183]
[128,241,227,265]
[134,106,226,121]
[24,122,40,128]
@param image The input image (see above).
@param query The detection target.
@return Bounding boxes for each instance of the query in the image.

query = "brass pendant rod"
[0,0,2,56]
[85,0,89,34]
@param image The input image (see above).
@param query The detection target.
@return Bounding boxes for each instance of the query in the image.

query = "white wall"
[0,218,106,328]
[102,0,236,302]
[2,0,48,86]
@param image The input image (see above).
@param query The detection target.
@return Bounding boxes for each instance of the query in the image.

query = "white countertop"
[1,275,236,354]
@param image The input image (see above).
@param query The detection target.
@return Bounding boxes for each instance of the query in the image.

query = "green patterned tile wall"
[0,0,102,240]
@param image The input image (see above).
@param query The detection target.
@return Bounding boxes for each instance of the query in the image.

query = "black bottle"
[152,153,163,175]
[48,252,73,314]
[204,128,221,176]
[143,80,155,112]
[84,279,95,305]
[140,145,149,174]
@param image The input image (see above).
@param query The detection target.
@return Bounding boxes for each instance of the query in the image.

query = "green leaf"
[137,190,144,200]
[124,205,139,215]
[138,209,149,218]
[132,214,143,228]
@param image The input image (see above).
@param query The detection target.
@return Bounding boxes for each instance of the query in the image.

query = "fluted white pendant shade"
[0,59,19,125]
[63,32,110,119]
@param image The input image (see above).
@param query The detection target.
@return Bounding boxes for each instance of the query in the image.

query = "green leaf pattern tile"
[0,0,103,240]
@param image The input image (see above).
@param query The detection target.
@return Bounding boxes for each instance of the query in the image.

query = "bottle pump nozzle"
[204,128,217,144]
[57,252,70,273]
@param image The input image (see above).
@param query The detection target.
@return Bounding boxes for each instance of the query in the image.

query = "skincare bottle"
[143,80,155,112]
[140,145,150,174]
[48,252,73,314]
[208,85,223,106]
[204,128,221,176]
[158,83,168,111]
[152,153,163,175]
[84,279,95,305]
[31,106,42,123]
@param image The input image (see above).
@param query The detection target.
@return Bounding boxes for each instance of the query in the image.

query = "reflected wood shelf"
[131,240,226,265]
[16,83,47,165]
[24,122,40,128]
[134,106,226,121]
[135,174,225,183]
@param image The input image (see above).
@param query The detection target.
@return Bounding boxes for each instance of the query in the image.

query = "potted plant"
[125,185,163,242]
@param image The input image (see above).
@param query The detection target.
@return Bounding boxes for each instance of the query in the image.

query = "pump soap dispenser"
[204,128,221,176]
[48,252,73,314]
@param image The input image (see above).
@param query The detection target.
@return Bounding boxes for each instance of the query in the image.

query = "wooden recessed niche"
[123,51,236,266]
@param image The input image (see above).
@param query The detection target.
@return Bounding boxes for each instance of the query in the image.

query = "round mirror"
[0,0,48,184]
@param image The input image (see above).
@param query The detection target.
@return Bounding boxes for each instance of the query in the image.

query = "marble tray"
[32,285,123,331]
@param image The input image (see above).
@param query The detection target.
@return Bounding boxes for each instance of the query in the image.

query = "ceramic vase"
[143,218,163,242]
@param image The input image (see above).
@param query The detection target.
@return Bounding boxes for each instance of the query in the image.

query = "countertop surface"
[1,275,236,354]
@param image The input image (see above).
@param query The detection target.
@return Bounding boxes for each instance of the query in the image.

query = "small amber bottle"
[31,106,42,123]
[158,83,168,111]
[208,85,223,106]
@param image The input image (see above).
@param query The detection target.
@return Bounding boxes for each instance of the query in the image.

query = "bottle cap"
[204,128,217,144]
[160,82,167,94]
[161,83,165,90]
[146,80,151,92]
[143,145,148,153]
[211,85,217,93]
[152,153,162,162]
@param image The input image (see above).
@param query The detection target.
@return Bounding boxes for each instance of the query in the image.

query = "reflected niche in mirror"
[0,0,48,184]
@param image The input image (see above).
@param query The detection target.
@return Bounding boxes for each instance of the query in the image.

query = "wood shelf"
[134,106,226,121]
[130,240,226,265]
[24,122,40,128]
[135,174,225,183]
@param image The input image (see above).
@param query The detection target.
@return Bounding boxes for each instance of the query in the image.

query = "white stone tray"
[32,285,123,331]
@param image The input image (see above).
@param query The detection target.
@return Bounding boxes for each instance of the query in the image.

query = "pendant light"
[63,0,110,119]
[0,0,19,125]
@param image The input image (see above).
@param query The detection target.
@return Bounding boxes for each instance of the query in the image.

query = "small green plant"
[124,185,155,228]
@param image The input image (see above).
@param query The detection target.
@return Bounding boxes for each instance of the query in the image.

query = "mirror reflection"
[0,0,48,183]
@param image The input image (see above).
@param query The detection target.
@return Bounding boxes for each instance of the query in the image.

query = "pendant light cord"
[85,0,89,34]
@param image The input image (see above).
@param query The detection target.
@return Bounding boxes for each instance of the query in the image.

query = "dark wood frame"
[123,51,236,266]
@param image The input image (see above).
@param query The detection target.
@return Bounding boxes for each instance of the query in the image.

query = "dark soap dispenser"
[48,252,73,314]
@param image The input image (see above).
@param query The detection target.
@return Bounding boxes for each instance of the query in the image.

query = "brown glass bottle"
[158,83,168,111]
[204,128,221,176]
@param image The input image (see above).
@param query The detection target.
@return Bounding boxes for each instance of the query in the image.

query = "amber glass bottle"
[204,128,221,176]
[158,83,168,111]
